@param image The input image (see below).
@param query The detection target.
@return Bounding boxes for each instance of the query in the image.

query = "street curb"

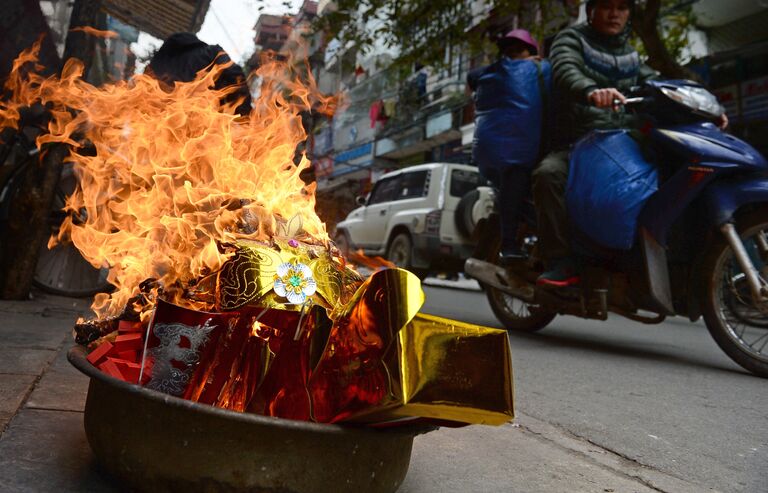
[515,412,719,493]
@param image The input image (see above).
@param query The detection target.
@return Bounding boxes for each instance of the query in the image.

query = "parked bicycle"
[0,113,111,297]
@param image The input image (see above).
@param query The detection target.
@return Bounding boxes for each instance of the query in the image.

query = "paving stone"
[0,374,37,431]
[25,348,89,412]
[0,314,72,350]
[400,423,658,493]
[0,348,56,375]
[0,409,117,493]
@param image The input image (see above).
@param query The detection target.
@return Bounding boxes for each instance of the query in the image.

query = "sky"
[132,0,303,70]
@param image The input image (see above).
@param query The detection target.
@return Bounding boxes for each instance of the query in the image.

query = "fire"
[1,41,333,319]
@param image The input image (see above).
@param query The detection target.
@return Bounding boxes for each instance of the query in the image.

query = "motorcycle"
[465,79,768,378]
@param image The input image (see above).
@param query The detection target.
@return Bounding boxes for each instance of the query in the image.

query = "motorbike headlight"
[660,85,724,119]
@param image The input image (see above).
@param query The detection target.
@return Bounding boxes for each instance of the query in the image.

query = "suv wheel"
[387,233,427,279]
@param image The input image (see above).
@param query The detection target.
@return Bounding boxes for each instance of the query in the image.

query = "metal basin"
[68,346,431,493]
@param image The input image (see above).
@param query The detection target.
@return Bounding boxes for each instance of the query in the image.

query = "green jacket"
[550,23,657,147]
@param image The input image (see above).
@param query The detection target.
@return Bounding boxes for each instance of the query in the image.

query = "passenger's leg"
[498,166,530,259]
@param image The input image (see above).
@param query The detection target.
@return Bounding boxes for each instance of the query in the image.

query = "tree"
[633,0,700,80]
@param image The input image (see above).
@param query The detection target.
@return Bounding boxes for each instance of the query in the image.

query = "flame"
[1,41,334,319]
[348,249,396,270]
[68,26,119,39]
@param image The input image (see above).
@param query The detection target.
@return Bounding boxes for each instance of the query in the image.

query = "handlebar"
[609,96,645,113]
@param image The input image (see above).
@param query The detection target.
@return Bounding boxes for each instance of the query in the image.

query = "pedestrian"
[468,29,551,263]
[147,32,251,117]
[532,0,657,287]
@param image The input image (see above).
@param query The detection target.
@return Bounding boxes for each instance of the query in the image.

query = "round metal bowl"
[68,346,431,493]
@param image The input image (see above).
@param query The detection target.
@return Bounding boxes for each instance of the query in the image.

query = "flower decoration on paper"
[273,261,317,305]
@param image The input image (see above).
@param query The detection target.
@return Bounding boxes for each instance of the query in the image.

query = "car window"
[368,176,400,205]
[450,168,484,197]
[395,170,429,200]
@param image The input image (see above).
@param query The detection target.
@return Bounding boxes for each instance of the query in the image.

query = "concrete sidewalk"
[0,293,704,492]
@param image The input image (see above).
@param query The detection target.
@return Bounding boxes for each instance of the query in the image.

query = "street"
[401,281,768,492]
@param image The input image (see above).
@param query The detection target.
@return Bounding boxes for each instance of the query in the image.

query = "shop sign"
[334,142,373,164]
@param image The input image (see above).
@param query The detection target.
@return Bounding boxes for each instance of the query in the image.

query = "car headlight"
[660,85,724,119]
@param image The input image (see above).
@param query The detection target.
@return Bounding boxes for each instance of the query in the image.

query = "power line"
[210,6,242,59]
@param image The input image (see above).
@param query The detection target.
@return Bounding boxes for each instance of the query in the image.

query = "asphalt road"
[415,281,767,493]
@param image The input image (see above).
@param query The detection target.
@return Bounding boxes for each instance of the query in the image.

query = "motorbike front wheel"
[484,239,555,332]
[701,207,768,378]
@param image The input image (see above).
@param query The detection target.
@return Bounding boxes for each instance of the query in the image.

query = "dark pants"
[531,150,570,262]
[481,166,531,255]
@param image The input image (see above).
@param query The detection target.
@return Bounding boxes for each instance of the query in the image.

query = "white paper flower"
[273,261,317,304]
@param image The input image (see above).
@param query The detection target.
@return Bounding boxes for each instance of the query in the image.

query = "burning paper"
[0,41,333,320]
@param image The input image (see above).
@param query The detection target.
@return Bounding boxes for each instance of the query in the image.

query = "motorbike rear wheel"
[701,207,768,378]
[484,239,555,332]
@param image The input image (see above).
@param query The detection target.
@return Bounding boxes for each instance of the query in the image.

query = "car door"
[353,174,400,250]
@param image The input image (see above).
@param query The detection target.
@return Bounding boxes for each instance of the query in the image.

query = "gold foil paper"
[215,241,362,312]
[375,313,514,425]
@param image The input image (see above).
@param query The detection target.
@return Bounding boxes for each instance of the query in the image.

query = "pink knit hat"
[498,29,539,55]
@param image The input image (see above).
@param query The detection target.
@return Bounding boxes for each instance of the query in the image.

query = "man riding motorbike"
[532,0,657,287]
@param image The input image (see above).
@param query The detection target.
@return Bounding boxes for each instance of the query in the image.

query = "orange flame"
[69,26,119,39]
[348,249,395,270]
[1,42,334,319]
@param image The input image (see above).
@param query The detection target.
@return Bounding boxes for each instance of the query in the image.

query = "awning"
[102,0,210,40]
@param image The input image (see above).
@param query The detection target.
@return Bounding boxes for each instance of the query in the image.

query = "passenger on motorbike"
[532,0,656,287]
[468,29,551,263]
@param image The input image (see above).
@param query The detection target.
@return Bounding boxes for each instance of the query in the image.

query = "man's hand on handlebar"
[588,88,625,111]
[718,112,729,130]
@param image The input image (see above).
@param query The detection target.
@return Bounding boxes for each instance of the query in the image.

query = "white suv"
[334,162,493,277]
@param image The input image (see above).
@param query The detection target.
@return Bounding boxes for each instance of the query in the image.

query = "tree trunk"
[63,0,104,69]
[633,0,700,81]
[0,0,61,81]
[0,0,102,299]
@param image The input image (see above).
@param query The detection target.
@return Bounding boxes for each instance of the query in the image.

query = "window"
[396,170,430,200]
[450,169,484,197]
[368,176,400,205]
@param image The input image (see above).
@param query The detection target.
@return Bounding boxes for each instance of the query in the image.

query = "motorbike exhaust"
[464,258,535,302]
